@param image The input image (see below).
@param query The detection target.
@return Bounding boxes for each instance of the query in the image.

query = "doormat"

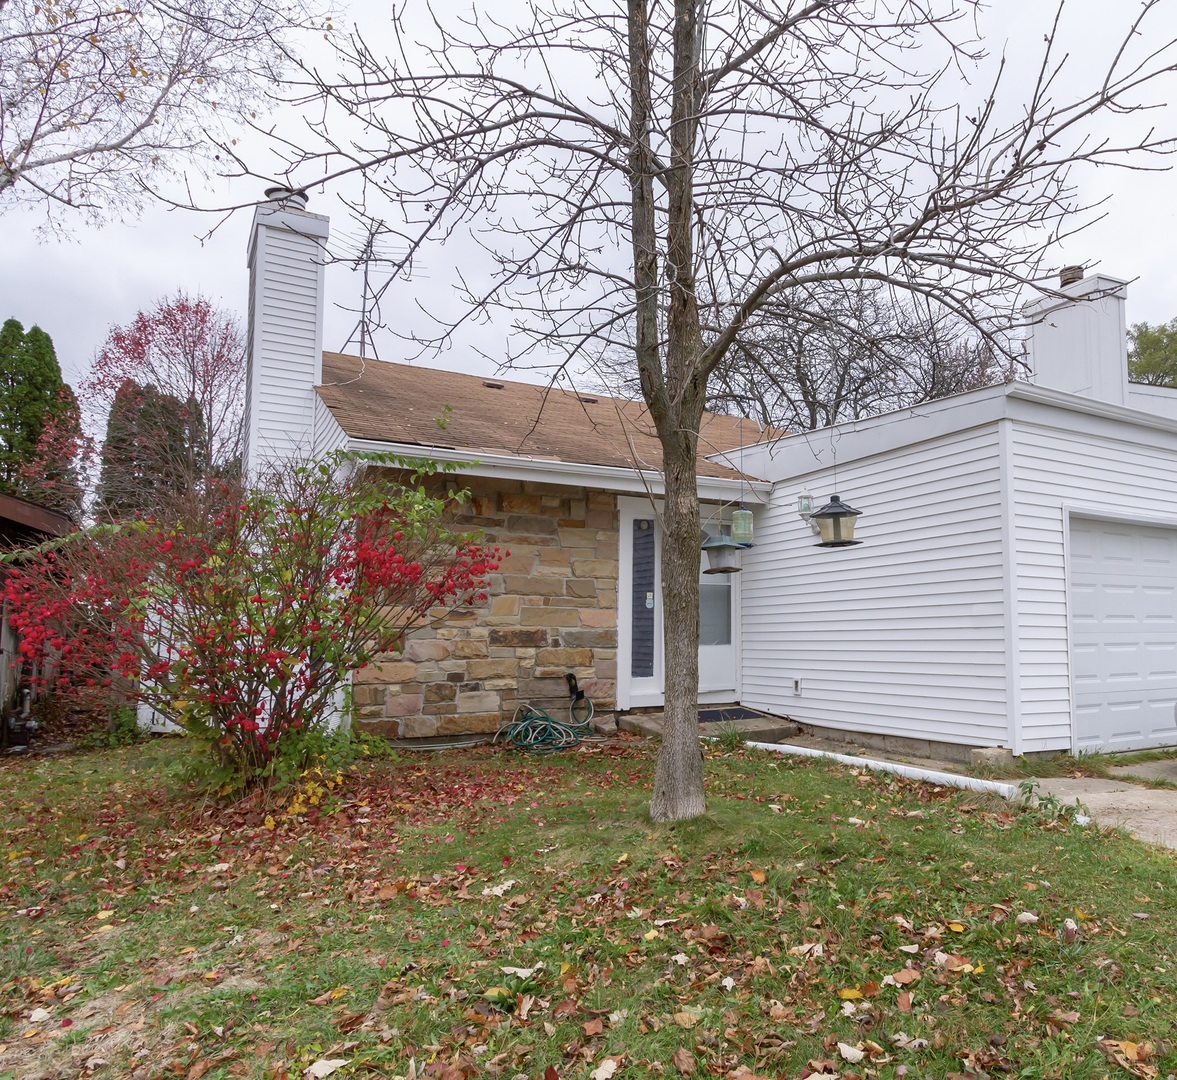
[697,706,768,724]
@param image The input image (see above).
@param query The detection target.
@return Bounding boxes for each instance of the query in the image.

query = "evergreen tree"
[96,380,207,519]
[0,318,69,491]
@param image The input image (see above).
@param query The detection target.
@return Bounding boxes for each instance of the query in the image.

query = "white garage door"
[1070,518,1177,753]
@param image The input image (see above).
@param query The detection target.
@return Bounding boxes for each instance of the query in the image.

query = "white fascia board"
[345,437,771,502]
[742,379,1177,486]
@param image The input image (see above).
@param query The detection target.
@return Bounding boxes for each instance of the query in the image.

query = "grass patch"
[2,738,1176,1079]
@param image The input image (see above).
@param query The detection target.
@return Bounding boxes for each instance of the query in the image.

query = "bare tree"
[278,0,1176,820]
[0,0,322,222]
[703,283,1018,431]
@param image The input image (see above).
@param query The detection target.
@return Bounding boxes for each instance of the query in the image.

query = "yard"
[2,736,1175,1080]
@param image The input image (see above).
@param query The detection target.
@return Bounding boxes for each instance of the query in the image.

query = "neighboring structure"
[244,191,1177,758]
[0,492,72,712]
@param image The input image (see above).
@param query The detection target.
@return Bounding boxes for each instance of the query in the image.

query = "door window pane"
[699,574,731,646]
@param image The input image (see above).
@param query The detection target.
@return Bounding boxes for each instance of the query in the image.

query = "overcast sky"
[3,0,1177,391]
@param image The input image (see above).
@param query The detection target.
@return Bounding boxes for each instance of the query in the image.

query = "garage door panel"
[1070,518,1177,753]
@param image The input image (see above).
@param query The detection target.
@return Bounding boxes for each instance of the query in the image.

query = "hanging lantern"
[731,506,754,546]
[702,533,743,574]
[811,494,862,548]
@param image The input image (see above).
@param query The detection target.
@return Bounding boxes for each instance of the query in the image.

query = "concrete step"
[618,709,800,744]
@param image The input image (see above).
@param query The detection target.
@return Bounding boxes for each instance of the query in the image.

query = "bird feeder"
[730,506,754,546]
[702,532,742,574]
[811,494,862,548]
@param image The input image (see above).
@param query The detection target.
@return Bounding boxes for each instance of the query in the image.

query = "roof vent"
[263,186,309,211]
[1059,265,1084,287]
[483,380,505,390]
[577,395,598,404]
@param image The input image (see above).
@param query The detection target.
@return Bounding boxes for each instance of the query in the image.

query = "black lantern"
[811,494,862,548]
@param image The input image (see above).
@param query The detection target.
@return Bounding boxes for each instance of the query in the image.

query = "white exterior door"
[617,497,739,709]
[1069,517,1177,752]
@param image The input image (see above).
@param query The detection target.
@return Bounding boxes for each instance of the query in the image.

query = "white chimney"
[243,187,330,479]
[1025,270,1129,406]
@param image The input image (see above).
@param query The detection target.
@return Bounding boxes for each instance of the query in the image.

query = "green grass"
[2,737,1176,1079]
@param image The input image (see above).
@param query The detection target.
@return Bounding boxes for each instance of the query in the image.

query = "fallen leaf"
[946,921,965,933]
[837,988,863,1000]
[672,1011,698,1029]
[838,1042,865,1063]
[590,1057,620,1080]
[304,1060,349,1079]
[750,870,766,884]
[671,1047,696,1075]
[583,1018,604,1036]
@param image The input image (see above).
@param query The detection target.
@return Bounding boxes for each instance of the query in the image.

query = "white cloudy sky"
[3,0,1177,390]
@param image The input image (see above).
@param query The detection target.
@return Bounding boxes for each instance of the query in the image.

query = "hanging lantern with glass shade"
[702,532,743,573]
[810,494,862,547]
[731,506,754,546]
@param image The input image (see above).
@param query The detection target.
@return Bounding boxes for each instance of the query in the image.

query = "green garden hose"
[496,700,595,754]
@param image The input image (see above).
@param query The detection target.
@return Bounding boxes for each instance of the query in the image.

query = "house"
[0,492,72,715]
[244,189,771,738]
[244,189,1177,759]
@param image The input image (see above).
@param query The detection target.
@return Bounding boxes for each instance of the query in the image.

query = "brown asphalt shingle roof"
[317,353,766,480]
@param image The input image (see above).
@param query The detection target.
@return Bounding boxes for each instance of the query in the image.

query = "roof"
[0,491,72,545]
[316,353,769,479]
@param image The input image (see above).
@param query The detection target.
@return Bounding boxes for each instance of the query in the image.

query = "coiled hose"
[496,698,595,753]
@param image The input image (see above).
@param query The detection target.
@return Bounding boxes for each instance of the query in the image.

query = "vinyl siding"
[312,394,349,459]
[741,425,1010,747]
[1008,408,1177,752]
[244,209,329,478]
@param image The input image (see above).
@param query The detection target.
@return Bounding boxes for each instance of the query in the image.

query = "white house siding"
[244,206,330,478]
[1008,403,1177,752]
[740,424,1010,749]
[312,394,349,460]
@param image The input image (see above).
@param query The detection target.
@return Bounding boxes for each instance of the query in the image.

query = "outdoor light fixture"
[731,506,754,546]
[702,532,743,574]
[810,494,862,548]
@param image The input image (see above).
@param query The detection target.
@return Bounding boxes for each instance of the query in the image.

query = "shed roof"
[316,353,768,479]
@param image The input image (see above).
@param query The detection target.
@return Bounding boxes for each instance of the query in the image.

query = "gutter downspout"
[743,740,1020,799]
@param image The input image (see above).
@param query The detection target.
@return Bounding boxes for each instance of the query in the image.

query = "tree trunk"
[649,439,705,821]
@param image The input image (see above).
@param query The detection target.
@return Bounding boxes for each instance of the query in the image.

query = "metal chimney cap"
[1059,264,1084,287]
[263,186,309,211]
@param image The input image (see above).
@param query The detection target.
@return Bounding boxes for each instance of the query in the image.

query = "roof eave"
[346,437,771,503]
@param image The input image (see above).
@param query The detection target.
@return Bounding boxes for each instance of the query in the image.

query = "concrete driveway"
[1034,759,1177,851]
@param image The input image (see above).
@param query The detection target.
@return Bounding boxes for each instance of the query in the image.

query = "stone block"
[536,647,593,667]
[520,607,581,627]
[466,659,519,680]
[562,629,617,649]
[437,712,502,735]
[482,678,519,691]
[488,627,548,648]
[578,608,616,628]
[355,704,385,719]
[557,518,586,528]
[969,746,1015,768]
[458,690,502,713]
[500,492,542,514]
[422,703,458,715]
[400,716,439,739]
[565,578,598,598]
[580,679,614,701]
[470,496,498,516]
[585,508,615,529]
[352,684,387,707]
[598,590,617,609]
[505,514,558,536]
[386,694,424,717]
[490,595,521,617]
[355,660,417,683]
[587,492,614,509]
[424,683,456,704]
[354,718,402,738]
[498,551,539,574]
[571,559,618,579]
[404,639,451,662]
[557,527,598,548]
[504,575,565,597]
[594,660,617,679]
[451,639,489,660]
[516,677,570,700]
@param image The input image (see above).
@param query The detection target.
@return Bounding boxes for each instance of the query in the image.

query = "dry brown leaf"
[671,1047,697,1076]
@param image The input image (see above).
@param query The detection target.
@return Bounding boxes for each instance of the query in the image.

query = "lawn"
[2,735,1175,1080]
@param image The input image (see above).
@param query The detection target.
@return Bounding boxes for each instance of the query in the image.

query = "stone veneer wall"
[352,478,619,739]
